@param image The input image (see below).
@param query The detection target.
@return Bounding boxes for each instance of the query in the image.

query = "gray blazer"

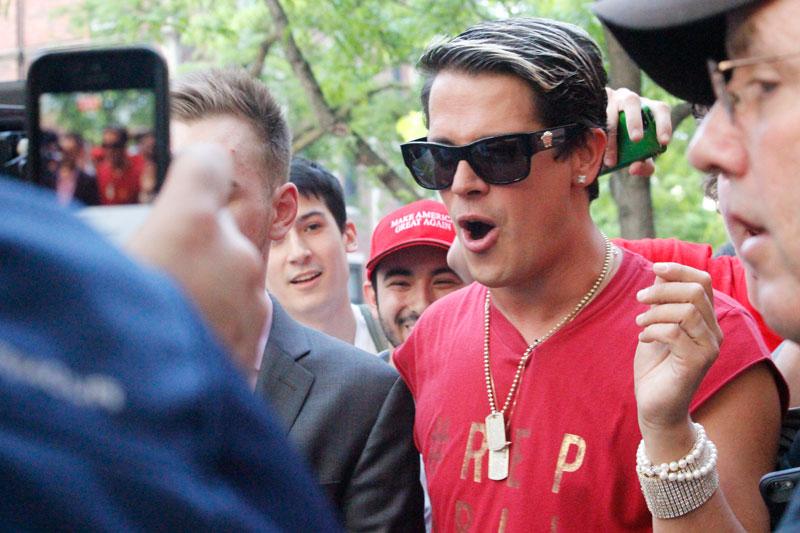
[257,300,424,532]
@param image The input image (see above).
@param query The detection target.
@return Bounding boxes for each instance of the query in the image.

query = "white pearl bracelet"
[636,423,717,480]
[636,422,720,519]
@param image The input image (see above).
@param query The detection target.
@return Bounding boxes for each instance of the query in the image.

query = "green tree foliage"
[70,0,728,248]
[41,90,155,144]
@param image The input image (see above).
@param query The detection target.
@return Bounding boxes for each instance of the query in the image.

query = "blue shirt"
[0,176,340,531]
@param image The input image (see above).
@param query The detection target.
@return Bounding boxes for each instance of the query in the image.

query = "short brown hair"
[170,68,291,189]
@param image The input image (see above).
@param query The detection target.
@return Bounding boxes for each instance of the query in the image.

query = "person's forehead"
[727,0,800,57]
[297,194,336,220]
[172,115,263,169]
[427,70,540,143]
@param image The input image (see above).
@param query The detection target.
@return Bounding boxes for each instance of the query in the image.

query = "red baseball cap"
[366,199,456,280]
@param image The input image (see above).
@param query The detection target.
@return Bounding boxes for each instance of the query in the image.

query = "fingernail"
[636,288,647,300]
[653,263,668,274]
[659,133,670,144]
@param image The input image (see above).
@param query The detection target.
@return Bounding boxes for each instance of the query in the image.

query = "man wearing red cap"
[363,199,465,361]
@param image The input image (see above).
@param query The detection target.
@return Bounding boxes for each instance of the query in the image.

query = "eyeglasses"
[400,124,580,190]
[707,50,800,123]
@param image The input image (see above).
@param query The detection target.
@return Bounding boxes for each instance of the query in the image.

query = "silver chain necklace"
[483,234,613,481]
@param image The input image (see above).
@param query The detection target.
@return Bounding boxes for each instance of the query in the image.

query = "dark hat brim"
[593,0,760,105]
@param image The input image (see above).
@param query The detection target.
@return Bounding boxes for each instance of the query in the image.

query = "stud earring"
[577,175,587,184]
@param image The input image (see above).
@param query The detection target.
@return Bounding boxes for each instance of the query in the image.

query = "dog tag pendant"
[485,412,506,451]
[488,445,510,481]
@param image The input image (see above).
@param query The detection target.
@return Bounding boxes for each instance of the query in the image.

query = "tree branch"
[262,0,418,200]
[263,0,336,129]
[249,30,280,77]
[353,132,421,200]
[291,82,407,152]
[604,26,655,239]
[671,102,693,132]
[292,127,327,153]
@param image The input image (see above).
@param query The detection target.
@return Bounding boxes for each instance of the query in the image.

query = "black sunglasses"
[400,123,580,190]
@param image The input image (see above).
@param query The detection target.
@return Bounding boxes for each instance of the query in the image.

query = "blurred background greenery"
[66,0,727,248]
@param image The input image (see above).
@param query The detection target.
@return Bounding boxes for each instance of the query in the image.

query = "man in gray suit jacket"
[258,299,423,530]
[170,68,424,531]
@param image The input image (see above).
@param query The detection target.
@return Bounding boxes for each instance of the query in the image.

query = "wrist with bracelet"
[636,422,720,519]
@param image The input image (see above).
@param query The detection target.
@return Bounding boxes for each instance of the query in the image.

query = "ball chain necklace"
[483,234,613,481]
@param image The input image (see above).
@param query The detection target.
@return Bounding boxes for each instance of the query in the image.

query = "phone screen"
[38,88,158,207]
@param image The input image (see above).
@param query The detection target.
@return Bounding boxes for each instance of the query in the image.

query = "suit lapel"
[256,299,314,434]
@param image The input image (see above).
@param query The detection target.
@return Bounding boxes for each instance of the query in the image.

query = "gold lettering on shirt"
[455,500,473,532]
[551,515,559,532]
[507,428,531,488]
[429,416,450,464]
[497,508,509,533]
[551,433,586,493]
[461,422,488,482]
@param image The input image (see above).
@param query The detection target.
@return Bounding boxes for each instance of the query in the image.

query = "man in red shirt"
[96,126,144,205]
[395,18,784,531]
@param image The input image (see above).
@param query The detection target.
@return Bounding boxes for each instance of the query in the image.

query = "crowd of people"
[3,0,800,530]
[40,126,156,206]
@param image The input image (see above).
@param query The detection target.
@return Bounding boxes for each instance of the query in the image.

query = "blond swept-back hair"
[170,68,291,189]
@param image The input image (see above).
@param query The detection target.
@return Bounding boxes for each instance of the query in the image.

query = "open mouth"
[460,219,496,241]
[457,215,499,254]
[465,220,494,240]
[291,271,322,284]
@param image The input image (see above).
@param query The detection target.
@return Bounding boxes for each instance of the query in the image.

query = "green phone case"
[600,106,666,175]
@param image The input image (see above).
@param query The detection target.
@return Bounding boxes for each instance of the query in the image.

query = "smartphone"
[760,467,800,528]
[600,106,666,175]
[26,46,169,208]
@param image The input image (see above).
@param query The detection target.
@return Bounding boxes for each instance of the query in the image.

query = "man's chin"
[757,278,800,343]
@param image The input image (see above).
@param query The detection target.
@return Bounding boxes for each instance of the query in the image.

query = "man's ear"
[363,278,377,307]
[343,220,358,253]
[268,182,298,241]
[571,127,607,189]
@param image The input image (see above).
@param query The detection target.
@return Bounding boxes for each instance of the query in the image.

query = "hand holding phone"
[600,106,666,175]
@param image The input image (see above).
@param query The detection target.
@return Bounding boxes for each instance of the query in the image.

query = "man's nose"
[687,103,748,181]
[450,160,489,197]
[409,282,436,313]
[286,230,311,264]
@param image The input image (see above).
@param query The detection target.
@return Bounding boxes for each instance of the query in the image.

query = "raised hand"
[126,144,268,372]
[604,87,672,177]
[634,262,722,435]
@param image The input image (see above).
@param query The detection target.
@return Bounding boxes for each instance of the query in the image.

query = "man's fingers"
[636,303,721,345]
[651,262,714,297]
[616,88,645,141]
[629,159,655,177]
[638,321,720,363]
[636,281,718,336]
[642,97,673,145]
[638,320,720,353]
